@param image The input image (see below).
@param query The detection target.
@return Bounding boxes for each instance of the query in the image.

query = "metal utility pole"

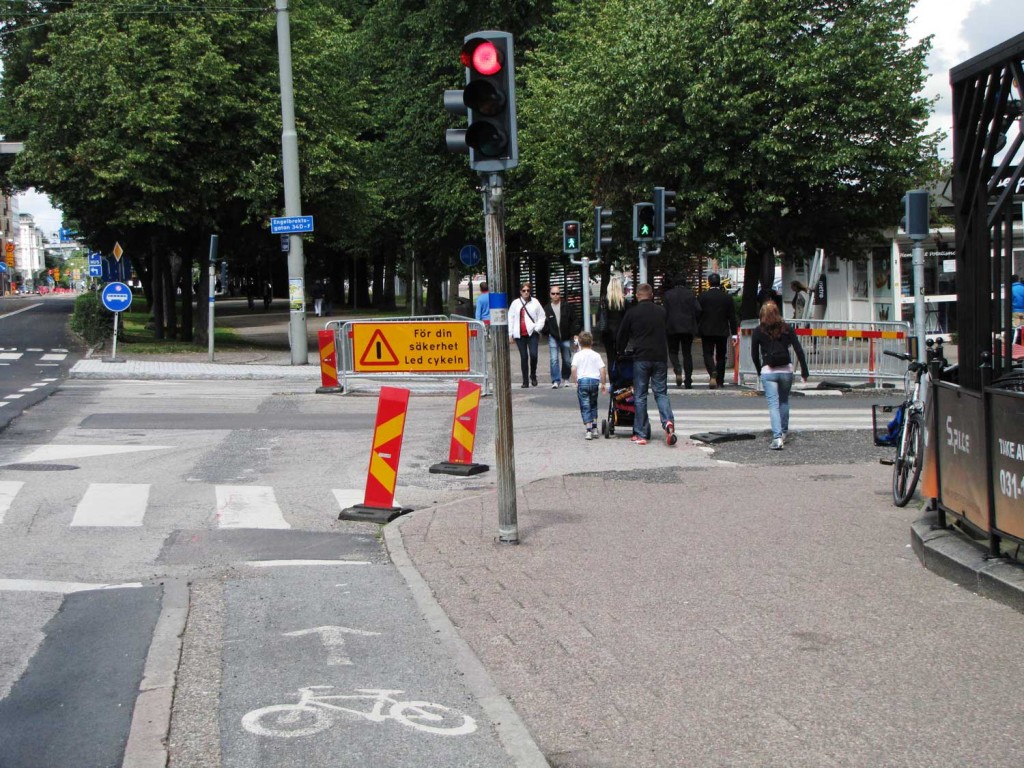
[569,253,599,334]
[275,0,308,365]
[482,173,518,544]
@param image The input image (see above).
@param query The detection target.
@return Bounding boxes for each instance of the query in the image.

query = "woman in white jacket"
[508,282,545,387]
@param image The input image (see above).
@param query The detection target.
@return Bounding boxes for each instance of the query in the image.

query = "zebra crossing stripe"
[70,483,150,527]
[0,481,24,524]
[216,485,290,529]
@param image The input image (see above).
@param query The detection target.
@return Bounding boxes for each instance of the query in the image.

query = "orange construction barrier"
[430,380,489,476]
[338,386,412,523]
[317,329,340,392]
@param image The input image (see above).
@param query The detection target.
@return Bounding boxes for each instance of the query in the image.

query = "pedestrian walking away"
[751,300,809,450]
[663,274,701,389]
[570,331,609,440]
[543,286,579,388]
[616,283,677,446]
[508,282,545,387]
[475,281,491,325]
[312,280,325,317]
[598,277,629,374]
[698,273,738,389]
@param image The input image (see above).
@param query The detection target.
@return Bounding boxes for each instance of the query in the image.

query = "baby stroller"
[601,355,647,439]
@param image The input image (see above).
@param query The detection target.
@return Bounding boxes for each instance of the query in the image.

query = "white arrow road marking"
[0,481,24,524]
[283,626,382,666]
[0,579,143,593]
[216,485,290,529]
[71,483,150,527]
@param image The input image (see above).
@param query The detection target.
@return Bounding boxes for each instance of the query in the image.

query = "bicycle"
[241,686,477,738]
[879,349,928,507]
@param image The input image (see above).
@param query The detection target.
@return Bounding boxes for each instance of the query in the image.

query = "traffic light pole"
[568,255,599,333]
[481,172,519,544]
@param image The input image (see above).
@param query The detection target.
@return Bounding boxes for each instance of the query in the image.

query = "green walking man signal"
[633,203,654,242]
[563,220,581,254]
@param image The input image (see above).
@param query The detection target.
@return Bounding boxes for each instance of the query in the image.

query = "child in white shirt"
[570,331,609,440]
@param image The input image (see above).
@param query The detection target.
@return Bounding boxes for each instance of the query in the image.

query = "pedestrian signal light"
[563,221,581,254]
[444,31,519,172]
[633,203,655,242]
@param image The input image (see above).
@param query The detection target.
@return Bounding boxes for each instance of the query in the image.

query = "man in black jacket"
[616,283,677,446]
[663,275,701,389]
[697,273,738,389]
[543,286,578,388]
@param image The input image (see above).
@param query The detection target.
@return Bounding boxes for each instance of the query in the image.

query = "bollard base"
[316,386,343,394]
[429,461,490,476]
[338,504,411,524]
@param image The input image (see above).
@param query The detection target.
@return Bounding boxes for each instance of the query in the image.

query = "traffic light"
[633,203,655,242]
[594,206,613,253]
[900,190,929,240]
[443,31,519,172]
[653,187,677,240]
[563,221,581,254]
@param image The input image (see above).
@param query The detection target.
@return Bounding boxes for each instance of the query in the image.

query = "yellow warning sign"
[353,322,470,373]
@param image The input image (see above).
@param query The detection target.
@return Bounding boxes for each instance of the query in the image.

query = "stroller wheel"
[601,419,609,438]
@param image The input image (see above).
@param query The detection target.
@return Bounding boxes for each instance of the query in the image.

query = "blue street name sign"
[101,281,133,312]
[459,244,481,268]
[270,216,314,234]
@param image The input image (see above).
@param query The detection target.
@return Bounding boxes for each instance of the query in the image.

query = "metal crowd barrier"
[736,319,911,385]
[327,315,491,394]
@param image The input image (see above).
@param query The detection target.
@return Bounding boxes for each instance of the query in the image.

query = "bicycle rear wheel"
[892,413,923,507]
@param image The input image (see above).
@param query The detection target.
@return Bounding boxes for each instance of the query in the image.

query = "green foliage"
[69,292,114,345]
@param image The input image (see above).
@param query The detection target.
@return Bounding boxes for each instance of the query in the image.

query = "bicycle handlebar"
[884,350,912,361]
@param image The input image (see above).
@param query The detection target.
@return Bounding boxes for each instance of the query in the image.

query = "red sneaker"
[665,421,677,446]
[634,436,648,445]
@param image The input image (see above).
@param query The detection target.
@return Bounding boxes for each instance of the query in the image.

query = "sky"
[12,1,1024,235]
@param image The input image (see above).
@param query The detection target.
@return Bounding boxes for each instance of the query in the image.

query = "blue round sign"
[459,244,481,268]
[101,281,133,312]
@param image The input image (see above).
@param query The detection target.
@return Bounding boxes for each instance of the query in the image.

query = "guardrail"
[736,319,911,386]
[327,315,490,394]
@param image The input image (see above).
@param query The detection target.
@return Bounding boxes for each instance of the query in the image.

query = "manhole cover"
[2,463,80,471]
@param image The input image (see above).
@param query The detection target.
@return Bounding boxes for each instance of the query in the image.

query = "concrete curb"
[911,509,1024,613]
[384,516,551,768]
[122,578,190,768]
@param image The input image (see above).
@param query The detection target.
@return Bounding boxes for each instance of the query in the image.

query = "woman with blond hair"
[598,278,628,372]
[751,301,809,450]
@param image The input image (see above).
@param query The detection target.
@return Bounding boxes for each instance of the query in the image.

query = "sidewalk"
[393,463,1024,767]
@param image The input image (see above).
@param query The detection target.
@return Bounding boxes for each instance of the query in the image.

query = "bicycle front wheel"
[892,414,923,507]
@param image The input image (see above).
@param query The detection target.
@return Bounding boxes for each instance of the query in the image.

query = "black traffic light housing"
[594,206,613,253]
[900,190,929,240]
[653,187,677,241]
[443,31,519,172]
[563,221,581,254]
[633,203,655,242]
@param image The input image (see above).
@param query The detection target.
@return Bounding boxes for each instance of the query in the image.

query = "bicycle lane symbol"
[241,686,477,738]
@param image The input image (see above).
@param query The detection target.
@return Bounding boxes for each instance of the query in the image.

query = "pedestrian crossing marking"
[18,388,37,393]
[4,394,23,400]
[216,485,290,529]
[0,353,21,361]
[0,481,24,524]
[70,483,150,527]
[40,354,66,361]
[17,444,172,463]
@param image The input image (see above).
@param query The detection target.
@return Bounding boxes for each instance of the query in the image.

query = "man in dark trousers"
[663,275,701,389]
[616,283,677,446]
[543,286,578,388]
[698,273,738,389]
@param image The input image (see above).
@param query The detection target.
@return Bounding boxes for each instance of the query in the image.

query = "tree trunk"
[181,251,194,343]
[162,254,176,340]
[151,250,165,340]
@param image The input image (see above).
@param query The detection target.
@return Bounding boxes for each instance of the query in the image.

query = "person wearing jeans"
[751,301,809,449]
[543,287,578,388]
[508,282,545,387]
[570,331,608,439]
[615,283,677,446]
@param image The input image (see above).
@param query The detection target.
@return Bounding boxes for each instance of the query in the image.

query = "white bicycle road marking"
[242,687,477,738]
[17,444,172,463]
[0,579,144,593]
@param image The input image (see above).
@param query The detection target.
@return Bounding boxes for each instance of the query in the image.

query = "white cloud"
[15,189,63,238]
[909,0,1024,158]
